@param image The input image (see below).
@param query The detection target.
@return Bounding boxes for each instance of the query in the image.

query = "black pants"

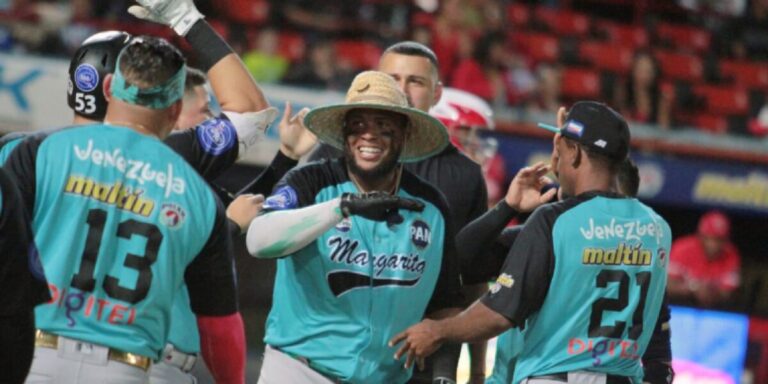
[0,310,35,384]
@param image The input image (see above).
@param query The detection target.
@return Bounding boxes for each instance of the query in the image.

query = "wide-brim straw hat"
[303,71,449,162]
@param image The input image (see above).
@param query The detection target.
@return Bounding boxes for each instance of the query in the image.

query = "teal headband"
[110,53,186,109]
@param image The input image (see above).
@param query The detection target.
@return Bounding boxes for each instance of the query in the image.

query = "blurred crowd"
[4,0,768,138]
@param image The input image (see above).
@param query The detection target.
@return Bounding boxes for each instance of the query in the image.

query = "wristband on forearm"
[185,20,234,71]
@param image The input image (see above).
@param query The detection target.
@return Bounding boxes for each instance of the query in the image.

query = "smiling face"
[343,108,407,182]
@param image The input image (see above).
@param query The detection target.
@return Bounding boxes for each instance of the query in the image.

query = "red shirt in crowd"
[668,234,741,292]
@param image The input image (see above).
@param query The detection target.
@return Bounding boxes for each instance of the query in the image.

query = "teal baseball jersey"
[486,328,525,384]
[0,135,22,165]
[2,124,239,359]
[483,192,671,383]
[261,158,462,384]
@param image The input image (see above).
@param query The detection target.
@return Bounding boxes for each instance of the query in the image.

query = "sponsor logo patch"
[196,117,237,155]
[159,203,186,229]
[336,217,351,232]
[410,220,431,249]
[263,185,298,210]
[74,64,99,92]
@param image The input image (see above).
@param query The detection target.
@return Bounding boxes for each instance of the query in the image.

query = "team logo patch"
[336,217,352,232]
[263,185,298,211]
[565,120,584,137]
[496,273,515,288]
[159,203,186,229]
[196,117,237,155]
[410,220,431,249]
[74,64,99,92]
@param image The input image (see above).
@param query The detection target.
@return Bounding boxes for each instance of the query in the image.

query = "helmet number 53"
[74,93,97,114]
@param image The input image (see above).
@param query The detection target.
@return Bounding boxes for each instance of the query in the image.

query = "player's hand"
[128,0,204,36]
[278,101,317,160]
[226,194,265,233]
[504,162,556,212]
[340,192,424,224]
[389,319,443,370]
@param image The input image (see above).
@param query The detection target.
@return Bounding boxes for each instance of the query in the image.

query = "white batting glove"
[127,0,204,36]
[223,107,280,159]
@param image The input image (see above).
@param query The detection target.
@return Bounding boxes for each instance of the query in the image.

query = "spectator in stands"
[243,28,289,84]
[451,32,526,108]
[668,210,742,308]
[278,0,363,38]
[281,39,354,91]
[615,51,672,128]
[526,63,562,113]
[432,0,472,82]
[722,0,768,60]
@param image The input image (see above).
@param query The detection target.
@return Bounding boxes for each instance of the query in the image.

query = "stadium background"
[2,0,768,382]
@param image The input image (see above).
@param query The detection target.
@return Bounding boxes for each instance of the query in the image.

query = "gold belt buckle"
[34,330,151,371]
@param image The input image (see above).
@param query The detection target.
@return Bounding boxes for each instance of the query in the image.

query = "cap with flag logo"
[538,101,630,161]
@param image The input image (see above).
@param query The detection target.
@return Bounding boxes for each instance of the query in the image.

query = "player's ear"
[103,74,113,103]
[431,80,443,107]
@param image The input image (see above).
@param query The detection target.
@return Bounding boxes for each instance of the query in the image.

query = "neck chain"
[104,120,158,138]
[349,165,403,195]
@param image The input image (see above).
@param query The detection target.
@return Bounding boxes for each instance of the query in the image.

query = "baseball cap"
[698,210,730,238]
[537,101,630,161]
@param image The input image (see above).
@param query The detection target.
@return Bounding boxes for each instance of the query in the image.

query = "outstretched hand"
[128,0,204,36]
[226,194,265,233]
[279,101,317,160]
[504,162,556,212]
[388,319,443,371]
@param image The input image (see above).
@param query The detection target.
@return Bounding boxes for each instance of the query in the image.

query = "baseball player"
[391,101,671,384]
[5,36,251,384]
[456,157,673,384]
[0,167,49,384]
[310,41,488,384]
[231,71,463,384]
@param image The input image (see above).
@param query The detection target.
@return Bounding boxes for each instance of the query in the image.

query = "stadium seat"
[719,60,768,89]
[506,3,530,27]
[509,32,560,63]
[215,0,269,25]
[593,20,648,48]
[655,22,710,53]
[334,40,382,70]
[533,6,590,36]
[277,32,306,62]
[579,41,633,75]
[692,85,749,116]
[560,67,601,99]
[686,113,729,134]
[653,50,703,82]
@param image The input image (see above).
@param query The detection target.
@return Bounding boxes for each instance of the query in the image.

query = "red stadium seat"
[215,0,269,25]
[655,22,710,53]
[276,33,306,62]
[510,32,559,63]
[594,20,648,48]
[686,113,729,134]
[334,40,382,70]
[579,41,633,75]
[507,3,530,26]
[533,6,590,36]
[719,60,768,89]
[560,67,601,99]
[692,85,749,116]
[653,50,703,82]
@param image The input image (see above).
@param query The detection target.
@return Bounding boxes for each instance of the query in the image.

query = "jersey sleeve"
[261,162,334,212]
[237,150,298,196]
[425,199,464,315]
[184,197,238,316]
[163,116,239,182]
[1,133,45,215]
[0,168,50,314]
[456,201,518,284]
[481,206,555,326]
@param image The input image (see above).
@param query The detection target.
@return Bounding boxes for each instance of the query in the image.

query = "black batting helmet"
[67,31,132,120]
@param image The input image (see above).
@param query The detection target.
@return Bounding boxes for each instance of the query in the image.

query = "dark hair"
[383,41,439,69]
[184,67,207,94]
[616,157,640,197]
[564,137,621,174]
[473,32,506,68]
[118,36,185,90]
[625,50,661,123]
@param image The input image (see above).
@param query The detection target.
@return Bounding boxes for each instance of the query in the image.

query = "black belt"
[530,373,632,384]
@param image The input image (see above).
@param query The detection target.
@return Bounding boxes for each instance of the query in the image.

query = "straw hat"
[303,71,449,162]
